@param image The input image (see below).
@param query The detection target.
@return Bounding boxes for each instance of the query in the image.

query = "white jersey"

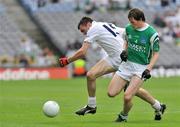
[84,21,125,58]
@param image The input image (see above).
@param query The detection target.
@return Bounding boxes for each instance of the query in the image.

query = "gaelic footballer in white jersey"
[84,21,125,69]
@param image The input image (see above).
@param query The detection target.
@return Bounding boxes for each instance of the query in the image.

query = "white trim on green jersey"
[150,32,159,51]
[136,23,149,31]
[150,32,158,44]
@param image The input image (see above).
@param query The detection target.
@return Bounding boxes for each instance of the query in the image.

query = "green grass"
[0,77,180,127]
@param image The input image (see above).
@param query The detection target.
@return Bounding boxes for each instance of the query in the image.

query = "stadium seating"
[1,1,180,67]
[32,10,180,67]
[0,11,41,56]
[20,0,75,13]
[0,4,43,67]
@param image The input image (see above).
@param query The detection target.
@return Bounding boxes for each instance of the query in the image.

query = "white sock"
[152,100,161,111]
[88,97,96,108]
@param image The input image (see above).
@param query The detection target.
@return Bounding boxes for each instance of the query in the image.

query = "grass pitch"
[0,77,180,127]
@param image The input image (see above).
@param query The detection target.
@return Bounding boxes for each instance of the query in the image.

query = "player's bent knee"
[107,91,116,97]
[86,71,96,80]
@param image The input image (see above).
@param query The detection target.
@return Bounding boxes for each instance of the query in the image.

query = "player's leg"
[123,76,143,115]
[123,82,166,121]
[124,84,156,105]
[136,88,166,120]
[107,71,129,122]
[136,88,155,104]
[75,59,115,115]
[116,75,143,122]
[107,73,127,97]
[86,59,115,97]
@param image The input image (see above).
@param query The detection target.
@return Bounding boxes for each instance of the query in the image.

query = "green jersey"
[125,24,160,65]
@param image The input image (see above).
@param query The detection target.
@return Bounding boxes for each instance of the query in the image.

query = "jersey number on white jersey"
[103,24,119,37]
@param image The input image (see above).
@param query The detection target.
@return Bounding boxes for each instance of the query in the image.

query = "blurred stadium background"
[0,0,180,80]
[0,0,180,127]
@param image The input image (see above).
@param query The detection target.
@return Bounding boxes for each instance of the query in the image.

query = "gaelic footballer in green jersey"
[125,23,160,65]
[108,8,166,122]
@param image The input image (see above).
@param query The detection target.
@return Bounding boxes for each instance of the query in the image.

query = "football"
[43,101,60,117]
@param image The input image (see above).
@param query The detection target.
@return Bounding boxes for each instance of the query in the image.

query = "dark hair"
[128,8,145,21]
[78,17,93,29]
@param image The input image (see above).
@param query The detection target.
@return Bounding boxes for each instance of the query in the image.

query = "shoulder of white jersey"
[86,21,99,36]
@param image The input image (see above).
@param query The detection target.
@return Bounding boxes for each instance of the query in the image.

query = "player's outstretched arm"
[59,42,90,67]
[141,52,159,80]
[147,51,159,71]
[59,57,69,67]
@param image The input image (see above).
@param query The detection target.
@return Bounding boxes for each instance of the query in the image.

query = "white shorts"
[103,56,121,70]
[116,61,147,81]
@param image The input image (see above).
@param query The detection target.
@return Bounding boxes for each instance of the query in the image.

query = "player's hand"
[59,57,69,67]
[141,69,151,80]
[120,50,128,62]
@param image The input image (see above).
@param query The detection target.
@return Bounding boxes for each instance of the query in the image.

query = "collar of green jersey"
[136,23,149,31]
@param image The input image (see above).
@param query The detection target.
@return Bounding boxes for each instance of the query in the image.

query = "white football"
[43,101,60,117]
